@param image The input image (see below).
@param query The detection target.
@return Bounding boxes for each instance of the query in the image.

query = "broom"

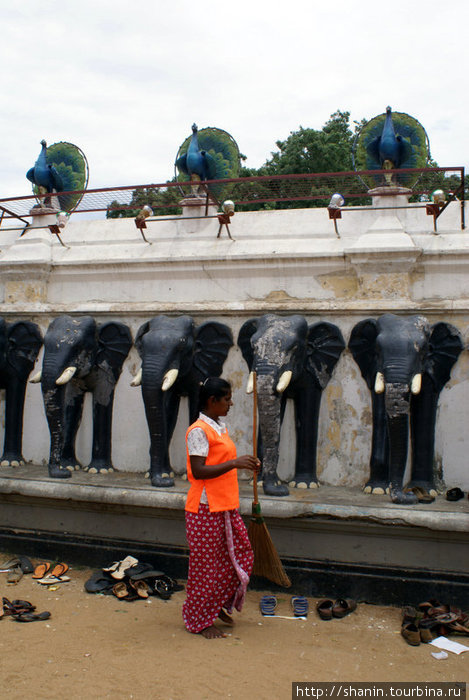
[248,371,291,588]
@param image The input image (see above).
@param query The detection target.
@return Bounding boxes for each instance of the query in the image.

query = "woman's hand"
[234,455,260,472]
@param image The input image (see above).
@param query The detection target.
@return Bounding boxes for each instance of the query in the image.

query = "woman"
[182,377,260,639]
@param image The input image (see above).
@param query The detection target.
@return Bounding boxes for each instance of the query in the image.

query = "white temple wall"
[1,197,468,490]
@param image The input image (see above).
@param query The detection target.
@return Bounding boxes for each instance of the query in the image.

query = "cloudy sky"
[1,0,467,199]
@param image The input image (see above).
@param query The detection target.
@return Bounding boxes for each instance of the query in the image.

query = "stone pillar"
[176,196,218,235]
[345,186,419,301]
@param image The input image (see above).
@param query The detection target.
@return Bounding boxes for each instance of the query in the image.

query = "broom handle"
[252,371,259,506]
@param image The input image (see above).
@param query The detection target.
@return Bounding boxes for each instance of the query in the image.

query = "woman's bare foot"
[218,609,234,626]
[199,625,226,639]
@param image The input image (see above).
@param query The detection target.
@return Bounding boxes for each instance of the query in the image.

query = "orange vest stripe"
[185,419,239,513]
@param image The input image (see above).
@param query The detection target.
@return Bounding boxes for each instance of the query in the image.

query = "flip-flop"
[316,599,334,620]
[50,563,69,578]
[332,598,357,618]
[36,575,71,585]
[406,487,435,504]
[291,596,309,617]
[32,562,50,579]
[259,595,277,616]
[13,611,51,623]
[84,571,116,594]
[110,556,139,580]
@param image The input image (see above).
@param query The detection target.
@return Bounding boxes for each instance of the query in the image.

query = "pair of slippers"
[0,556,34,583]
[259,595,309,618]
[1,597,51,623]
[316,598,357,620]
[33,562,70,585]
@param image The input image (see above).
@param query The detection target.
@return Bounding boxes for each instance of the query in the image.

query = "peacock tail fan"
[45,142,89,212]
[175,126,240,201]
[353,110,430,190]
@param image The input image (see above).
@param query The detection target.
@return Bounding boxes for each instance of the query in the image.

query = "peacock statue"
[26,140,89,212]
[353,107,430,188]
[26,140,64,199]
[175,124,240,200]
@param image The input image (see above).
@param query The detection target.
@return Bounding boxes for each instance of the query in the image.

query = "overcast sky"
[1,0,467,199]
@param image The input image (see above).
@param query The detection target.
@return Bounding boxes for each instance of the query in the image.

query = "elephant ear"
[305,322,345,389]
[237,318,259,370]
[348,318,379,390]
[97,322,133,379]
[193,322,233,378]
[425,322,463,391]
[134,321,150,358]
[7,321,43,374]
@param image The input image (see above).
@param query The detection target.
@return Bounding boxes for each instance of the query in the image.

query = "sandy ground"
[0,553,467,700]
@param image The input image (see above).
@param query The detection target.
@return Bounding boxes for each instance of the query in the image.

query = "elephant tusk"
[29,370,42,384]
[374,372,385,394]
[246,371,255,394]
[130,368,142,387]
[56,366,77,385]
[276,370,292,393]
[411,373,422,395]
[162,368,179,392]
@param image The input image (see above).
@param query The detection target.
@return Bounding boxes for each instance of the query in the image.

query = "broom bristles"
[248,519,291,588]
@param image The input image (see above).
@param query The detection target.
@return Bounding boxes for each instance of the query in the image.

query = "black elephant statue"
[238,314,345,496]
[0,318,43,467]
[348,313,463,504]
[37,315,132,478]
[131,315,233,488]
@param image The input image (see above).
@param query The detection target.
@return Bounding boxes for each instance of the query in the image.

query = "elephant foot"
[0,458,24,468]
[263,479,289,497]
[363,480,389,495]
[406,480,438,498]
[390,486,418,505]
[150,472,175,488]
[85,460,115,474]
[288,474,319,489]
[48,465,72,479]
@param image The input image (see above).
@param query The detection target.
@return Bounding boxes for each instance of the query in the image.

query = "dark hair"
[198,377,231,412]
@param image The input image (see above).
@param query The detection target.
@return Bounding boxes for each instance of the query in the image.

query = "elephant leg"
[289,387,321,489]
[1,378,28,466]
[365,393,389,494]
[408,378,439,496]
[387,413,417,505]
[61,386,85,471]
[86,388,116,474]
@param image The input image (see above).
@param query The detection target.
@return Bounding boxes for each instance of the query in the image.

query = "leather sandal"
[332,598,357,618]
[401,622,420,646]
[316,599,334,620]
[446,487,464,501]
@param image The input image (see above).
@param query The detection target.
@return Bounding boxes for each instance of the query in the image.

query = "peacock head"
[40,139,47,147]
[191,123,198,133]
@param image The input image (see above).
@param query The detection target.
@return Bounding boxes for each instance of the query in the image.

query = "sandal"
[109,556,139,580]
[112,582,132,599]
[446,487,464,501]
[401,622,421,646]
[130,580,150,599]
[316,599,334,620]
[32,562,50,579]
[332,598,357,618]
[291,596,309,618]
[13,611,51,623]
[50,563,69,578]
[259,595,277,616]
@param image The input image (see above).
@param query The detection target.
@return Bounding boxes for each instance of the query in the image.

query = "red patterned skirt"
[182,504,254,634]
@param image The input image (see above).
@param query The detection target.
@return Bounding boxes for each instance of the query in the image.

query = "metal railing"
[0,166,465,230]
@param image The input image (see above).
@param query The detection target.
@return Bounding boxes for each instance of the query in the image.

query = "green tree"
[107,183,182,218]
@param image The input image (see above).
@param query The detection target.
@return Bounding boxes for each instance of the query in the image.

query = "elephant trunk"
[385,383,417,504]
[140,359,175,487]
[256,373,288,495]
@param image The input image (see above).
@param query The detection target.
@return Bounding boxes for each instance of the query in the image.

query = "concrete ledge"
[0,464,468,533]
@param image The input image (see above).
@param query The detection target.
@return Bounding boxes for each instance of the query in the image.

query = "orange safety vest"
[185,418,239,513]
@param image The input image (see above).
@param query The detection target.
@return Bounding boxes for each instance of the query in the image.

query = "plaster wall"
[1,196,468,491]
